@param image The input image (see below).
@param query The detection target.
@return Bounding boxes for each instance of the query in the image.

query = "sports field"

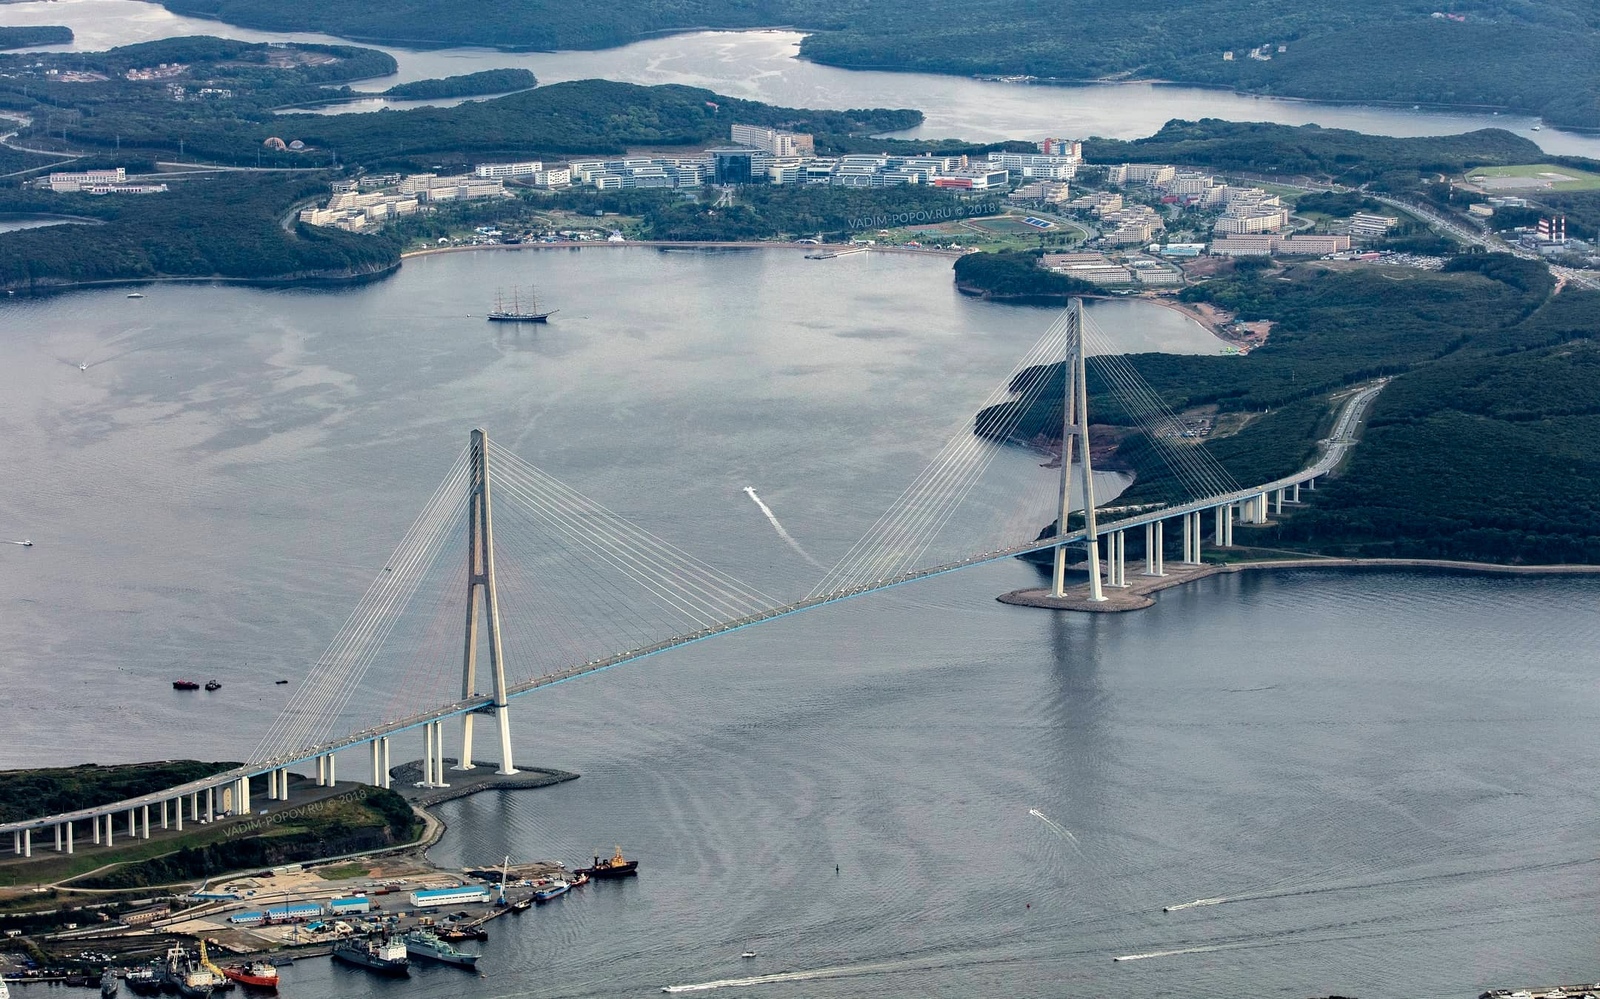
[1464,163,1600,192]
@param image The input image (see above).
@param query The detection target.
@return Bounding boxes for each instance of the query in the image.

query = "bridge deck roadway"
[0,381,1387,838]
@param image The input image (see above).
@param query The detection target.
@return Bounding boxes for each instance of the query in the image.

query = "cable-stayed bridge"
[2,300,1377,856]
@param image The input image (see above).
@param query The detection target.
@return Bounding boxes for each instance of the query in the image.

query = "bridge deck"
[0,381,1386,836]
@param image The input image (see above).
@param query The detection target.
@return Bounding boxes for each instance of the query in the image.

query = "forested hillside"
[976,259,1600,564]
[156,0,1600,127]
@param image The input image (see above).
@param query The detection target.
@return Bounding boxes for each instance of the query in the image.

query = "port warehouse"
[410,885,492,909]
[229,897,372,925]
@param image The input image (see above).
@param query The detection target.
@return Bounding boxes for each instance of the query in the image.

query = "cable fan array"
[250,442,783,763]
[807,307,1242,597]
[251,447,472,765]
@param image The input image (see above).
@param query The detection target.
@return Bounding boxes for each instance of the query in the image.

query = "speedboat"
[79,362,87,371]
[205,680,221,691]
[127,292,144,298]
[740,951,756,959]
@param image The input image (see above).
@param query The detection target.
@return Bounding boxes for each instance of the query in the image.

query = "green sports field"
[1464,163,1600,192]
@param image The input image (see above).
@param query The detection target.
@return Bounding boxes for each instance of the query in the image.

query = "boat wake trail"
[1163,897,1229,912]
[1161,854,1600,914]
[1114,943,1247,962]
[1029,808,1085,857]
[662,957,931,992]
[742,486,823,568]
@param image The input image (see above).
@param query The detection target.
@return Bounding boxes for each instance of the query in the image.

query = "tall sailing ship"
[487,286,555,323]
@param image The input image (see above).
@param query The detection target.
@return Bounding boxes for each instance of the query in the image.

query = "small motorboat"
[204,680,221,691]
[569,872,589,887]
[740,951,756,959]
[127,292,144,299]
[17,540,31,547]
[79,362,88,371]
[274,680,288,685]
[173,680,200,691]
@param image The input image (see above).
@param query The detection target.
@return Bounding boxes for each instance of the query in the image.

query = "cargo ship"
[533,881,570,904]
[487,287,555,323]
[403,929,479,969]
[332,936,409,977]
[161,943,220,998]
[577,846,639,880]
[221,962,278,990]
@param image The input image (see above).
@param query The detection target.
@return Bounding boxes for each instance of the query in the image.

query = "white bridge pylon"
[458,427,516,776]
[1052,298,1103,602]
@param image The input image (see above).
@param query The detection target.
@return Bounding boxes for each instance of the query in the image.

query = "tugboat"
[486,286,555,323]
[402,928,479,969]
[173,680,200,691]
[221,962,278,990]
[577,846,639,880]
[204,680,221,691]
[436,923,488,942]
[532,880,570,904]
[332,936,409,977]
[100,969,120,998]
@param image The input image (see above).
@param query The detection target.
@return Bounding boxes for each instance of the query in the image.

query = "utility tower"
[1051,298,1104,601]
[458,428,518,774]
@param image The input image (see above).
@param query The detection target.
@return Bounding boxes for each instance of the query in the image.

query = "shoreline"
[1001,556,1600,613]
[400,240,965,260]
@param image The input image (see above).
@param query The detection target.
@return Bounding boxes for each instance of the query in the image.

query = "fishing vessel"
[332,936,409,977]
[403,928,479,969]
[173,680,200,690]
[124,967,162,996]
[532,880,570,904]
[486,286,555,323]
[577,846,639,880]
[221,962,278,990]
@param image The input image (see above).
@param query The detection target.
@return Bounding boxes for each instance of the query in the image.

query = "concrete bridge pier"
[63,822,72,854]
[1144,522,1166,576]
[423,723,436,786]
[429,721,450,787]
[1293,482,1301,502]
[175,797,184,831]
[141,804,149,839]
[371,740,383,786]
[1224,505,1235,546]
[316,756,327,786]
[381,737,392,789]
[19,829,29,857]
[1274,489,1284,515]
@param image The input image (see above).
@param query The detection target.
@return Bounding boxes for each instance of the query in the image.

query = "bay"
[3,0,1597,156]
[1,249,1597,996]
